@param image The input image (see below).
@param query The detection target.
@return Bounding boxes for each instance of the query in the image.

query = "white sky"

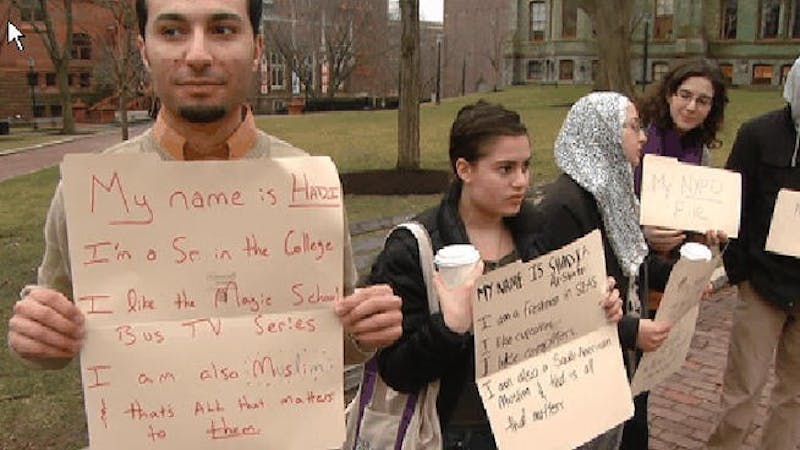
[390,0,443,22]
[419,0,444,22]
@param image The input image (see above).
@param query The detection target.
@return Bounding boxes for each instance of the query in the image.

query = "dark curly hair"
[448,100,528,179]
[637,58,728,149]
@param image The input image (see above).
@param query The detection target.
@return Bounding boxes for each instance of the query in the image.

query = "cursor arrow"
[7,22,25,51]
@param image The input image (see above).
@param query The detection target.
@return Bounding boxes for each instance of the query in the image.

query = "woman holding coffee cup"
[365,100,624,450]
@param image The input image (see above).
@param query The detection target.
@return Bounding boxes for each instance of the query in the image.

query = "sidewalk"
[0,123,151,182]
[649,284,773,449]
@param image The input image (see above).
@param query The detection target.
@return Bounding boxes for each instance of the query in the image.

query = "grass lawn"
[0,85,787,449]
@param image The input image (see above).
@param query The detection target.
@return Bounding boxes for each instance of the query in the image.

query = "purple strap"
[395,389,419,450]
[352,357,420,450]
[352,357,380,448]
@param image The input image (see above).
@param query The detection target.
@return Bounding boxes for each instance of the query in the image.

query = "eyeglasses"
[673,89,713,108]
[623,118,644,134]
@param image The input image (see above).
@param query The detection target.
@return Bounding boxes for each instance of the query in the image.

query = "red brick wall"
[0,0,116,120]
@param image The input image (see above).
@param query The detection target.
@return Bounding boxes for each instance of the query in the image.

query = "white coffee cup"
[679,242,713,261]
[434,244,481,288]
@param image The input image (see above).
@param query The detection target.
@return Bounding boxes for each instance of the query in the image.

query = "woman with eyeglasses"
[537,92,675,449]
[634,58,729,260]
[627,58,729,449]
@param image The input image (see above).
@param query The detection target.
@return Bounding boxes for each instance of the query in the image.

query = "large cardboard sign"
[639,154,741,238]
[61,153,345,450]
[631,256,718,395]
[765,188,800,258]
[473,230,633,450]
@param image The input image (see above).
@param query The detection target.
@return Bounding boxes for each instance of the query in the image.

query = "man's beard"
[178,105,227,123]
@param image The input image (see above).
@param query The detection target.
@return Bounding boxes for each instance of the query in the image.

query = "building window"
[781,64,793,83]
[33,105,46,118]
[529,1,547,41]
[269,53,285,90]
[559,59,574,80]
[45,73,56,86]
[791,0,800,38]
[562,0,577,38]
[760,0,781,39]
[71,33,92,60]
[527,60,544,80]
[721,0,738,39]
[653,0,674,40]
[752,64,774,84]
[79,73,91,88]
[387,0,400,21]
[68,73,76,87]
[19,0,45,22]
[720,63,734,84]
[50,104,62,117]
[652,62,669,82]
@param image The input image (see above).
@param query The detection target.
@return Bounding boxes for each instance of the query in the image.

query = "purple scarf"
[634,124,704,195]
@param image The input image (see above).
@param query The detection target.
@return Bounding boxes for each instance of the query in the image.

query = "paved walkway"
[0,123,150,182]
[1,135,789,449]
[648,285,779,449]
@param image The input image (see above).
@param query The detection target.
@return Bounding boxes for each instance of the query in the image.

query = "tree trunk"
[578,0,635,98]
[119,92,129,141]
[397,0,420,170]
[119,23,132,141]
[56,61,76,134]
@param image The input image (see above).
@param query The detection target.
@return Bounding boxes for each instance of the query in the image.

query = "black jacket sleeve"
[645,252,674,293]
[537,182,640,351]
[370,229,471,394]
[722,122,757,285]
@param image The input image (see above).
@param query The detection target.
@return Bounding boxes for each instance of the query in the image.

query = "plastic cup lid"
[679,242,712,261]
[434,244,481,267]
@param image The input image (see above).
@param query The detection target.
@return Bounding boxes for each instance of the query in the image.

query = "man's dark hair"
[448,100,528,176]
[136,0,263,39]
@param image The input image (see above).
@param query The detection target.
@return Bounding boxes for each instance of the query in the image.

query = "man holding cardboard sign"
[6,0,401,445]
[707,57,800,450]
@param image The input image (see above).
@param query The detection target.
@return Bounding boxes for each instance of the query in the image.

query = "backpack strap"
[390,221,440,315]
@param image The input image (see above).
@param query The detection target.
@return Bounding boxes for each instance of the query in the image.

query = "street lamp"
[435,35,442,105]
[26,57,39,131]
[641,18,650,92]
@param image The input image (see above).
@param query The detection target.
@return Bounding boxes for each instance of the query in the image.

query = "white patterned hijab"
[555,92,649,277]
[784,56,800,166]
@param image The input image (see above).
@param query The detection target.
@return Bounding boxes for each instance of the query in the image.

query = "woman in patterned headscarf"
[537,92,675,449]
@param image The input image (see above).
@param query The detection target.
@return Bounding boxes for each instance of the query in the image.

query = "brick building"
[442,0,512,98]
[443,0,800,97]
[256,0,443,113]
[0,0,120,122]
[2,0,446,120]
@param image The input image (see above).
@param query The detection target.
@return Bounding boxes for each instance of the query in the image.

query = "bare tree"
[92,0,144,140]
[264,1,321,98]
[397,0,420,170]
[577,0,637,97]
[482,8,511,91]
[11,0,76,134]
[1,5,12,58]
[322,0,383,98]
